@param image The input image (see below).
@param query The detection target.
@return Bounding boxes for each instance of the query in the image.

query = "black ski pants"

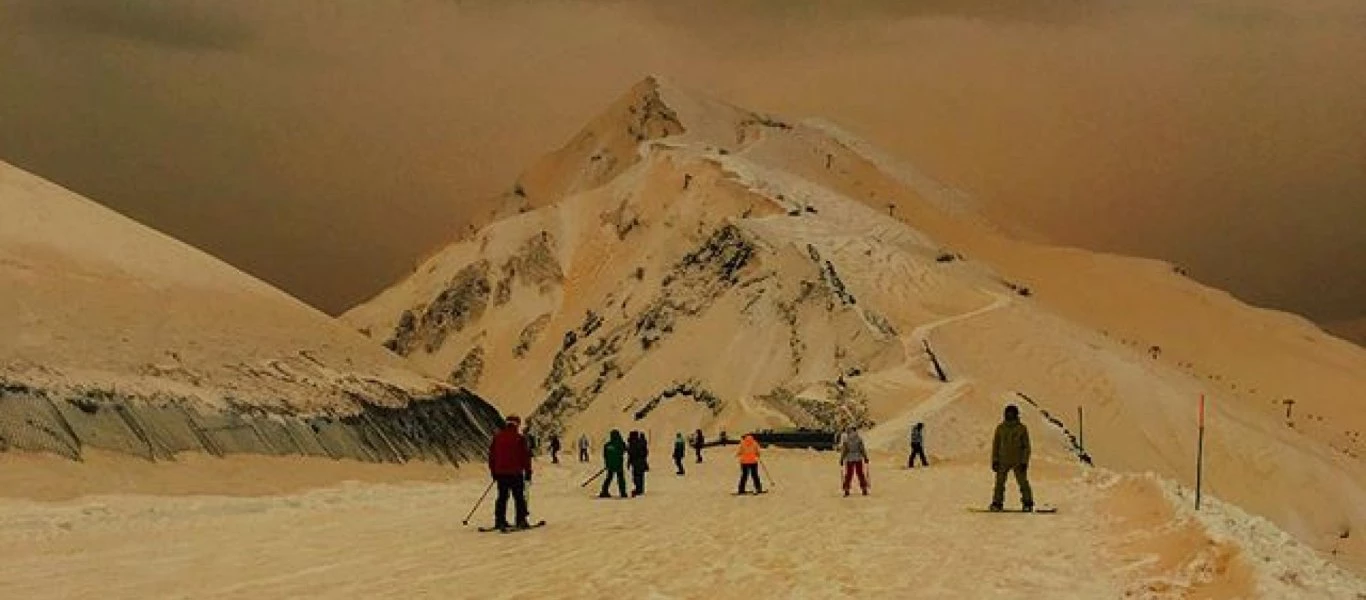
[737,463,763,493]
[909,443,928,467]
[601,466,627,497]
[493,474,528,527]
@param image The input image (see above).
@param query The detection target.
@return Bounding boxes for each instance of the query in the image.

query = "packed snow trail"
[0,452,1126,599]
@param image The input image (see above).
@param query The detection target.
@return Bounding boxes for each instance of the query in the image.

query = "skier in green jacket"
[599,429,628,498]
[990,405,1034,511]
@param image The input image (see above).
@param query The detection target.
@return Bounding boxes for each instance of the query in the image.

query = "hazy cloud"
[0,0,1362,324]
[20,0,252,51]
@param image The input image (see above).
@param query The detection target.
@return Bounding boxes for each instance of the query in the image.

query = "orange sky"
[1,0,1362,324]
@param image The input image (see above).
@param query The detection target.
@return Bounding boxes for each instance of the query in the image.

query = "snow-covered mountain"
[0,160,500,465]
[346,76,1366,572]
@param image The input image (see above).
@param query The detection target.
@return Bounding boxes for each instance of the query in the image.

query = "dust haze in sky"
[1,0,1363,324]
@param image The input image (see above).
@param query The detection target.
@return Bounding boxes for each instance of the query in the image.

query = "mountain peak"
[480,76,781,224]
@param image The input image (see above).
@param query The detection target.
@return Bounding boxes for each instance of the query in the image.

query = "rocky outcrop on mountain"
[0,377,500,465]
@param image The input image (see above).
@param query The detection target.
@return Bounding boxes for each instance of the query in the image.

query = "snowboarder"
[487,415,533,530]
[839,426,869,496]
[577,433,590,463]
[548,433,561,464]
[599,430,628,498]
[908,422,928,468]
[735,434,764,494]
[692,429,705,463]
[673,433,687,475]
[627,431,650,496]
[990,405,1034,512]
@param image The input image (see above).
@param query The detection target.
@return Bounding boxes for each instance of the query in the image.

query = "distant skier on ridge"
[990,405,1033,512]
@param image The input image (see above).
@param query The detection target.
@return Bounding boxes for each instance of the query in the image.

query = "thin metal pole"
[1078,406,1084,452]
[1195,395,1205,511]
[760,461,777,488]
[580,468,607,487]
[462,480,496,526]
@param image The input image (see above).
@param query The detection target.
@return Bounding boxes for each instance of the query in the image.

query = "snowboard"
[477,520,547,533]
[966,507,1057,514]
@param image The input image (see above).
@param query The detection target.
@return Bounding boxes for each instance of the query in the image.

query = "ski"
[732,490,768,496]
[477,520,547,533]
[966,507,1057,514]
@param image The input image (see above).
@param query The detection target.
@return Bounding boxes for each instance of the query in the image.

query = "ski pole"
[462,480,496,526]
[760,461,776,487]
[580,467,607,487]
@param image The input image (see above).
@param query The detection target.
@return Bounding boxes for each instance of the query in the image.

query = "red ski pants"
[843,461,868,492]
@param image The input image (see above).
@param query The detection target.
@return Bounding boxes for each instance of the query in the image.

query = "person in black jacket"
[599,430,627,499]
[990,405,1033,512]
[672,432,687,475]
[692,428,705,463]
[548,434,562,464]
[627,431,650,497]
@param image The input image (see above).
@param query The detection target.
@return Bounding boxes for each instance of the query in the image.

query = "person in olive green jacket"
[599,429,629,499]
[990,405,1034,511]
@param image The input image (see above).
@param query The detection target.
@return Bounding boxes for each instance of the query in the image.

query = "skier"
[577,433,591,463]
[735,434,764,494]
[487,415,533,530]
[692,428,705,463]
[908,422,928,468]
[839,426,869,496]
[548,433,562,464]
[673,432,687,475]
[599,429,628,498]
[990,405,1034,512]
[627,431,650,496]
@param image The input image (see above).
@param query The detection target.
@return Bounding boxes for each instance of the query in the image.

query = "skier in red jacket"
[488,415,533,530]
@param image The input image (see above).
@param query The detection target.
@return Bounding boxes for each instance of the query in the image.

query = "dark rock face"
[513,314,551,358]
[625,81,685,142]
[448,346,485,388]
[758,385,873,431]
[630,380,723,420]
[0,380,502,466]
[385,261,493,356]
[502,233,563,293]
[526,225,759,434]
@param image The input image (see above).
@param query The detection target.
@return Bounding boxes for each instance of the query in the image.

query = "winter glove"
[524,471,533,483]
[991,461,1001,473]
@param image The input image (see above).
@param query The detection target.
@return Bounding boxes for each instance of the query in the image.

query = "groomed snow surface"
[2,449,1362,599]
